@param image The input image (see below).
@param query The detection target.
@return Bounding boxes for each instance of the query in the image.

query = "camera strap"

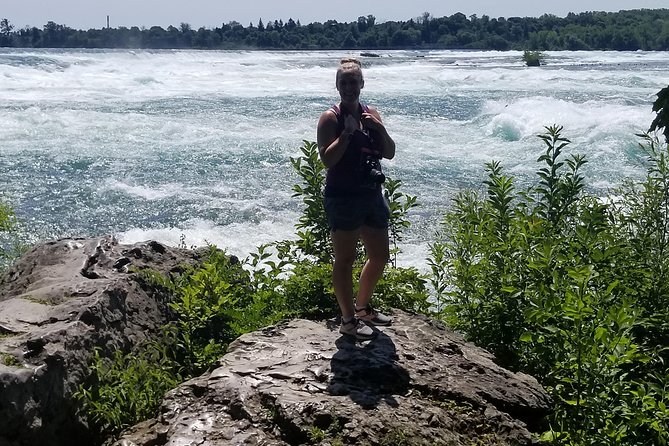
[360,146,382,157]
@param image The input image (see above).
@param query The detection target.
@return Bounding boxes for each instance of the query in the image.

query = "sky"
[1,0,667,30]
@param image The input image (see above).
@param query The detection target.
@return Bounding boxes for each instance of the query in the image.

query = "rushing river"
[0,48,667,269]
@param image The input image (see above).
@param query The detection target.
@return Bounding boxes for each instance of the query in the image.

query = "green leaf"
[594,326,607,341]
[519,332,533,342]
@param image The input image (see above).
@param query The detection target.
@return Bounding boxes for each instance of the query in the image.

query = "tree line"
[1,8,669,51]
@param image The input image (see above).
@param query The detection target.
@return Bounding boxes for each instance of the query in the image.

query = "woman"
[317,58,396,340]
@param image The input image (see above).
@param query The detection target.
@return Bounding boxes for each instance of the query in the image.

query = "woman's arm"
[317,110,356,168]
[362,107,396,160]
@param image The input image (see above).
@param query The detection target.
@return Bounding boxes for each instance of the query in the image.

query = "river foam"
[1,49,667,267]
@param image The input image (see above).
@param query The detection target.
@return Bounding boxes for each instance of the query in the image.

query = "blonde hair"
[336,58,364,84]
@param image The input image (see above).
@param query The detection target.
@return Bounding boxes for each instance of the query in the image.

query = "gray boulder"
[0,236,205,446]
[115,313,551,446]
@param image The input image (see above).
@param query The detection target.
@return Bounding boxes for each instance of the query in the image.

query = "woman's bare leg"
[331,228,360,319]
[356,225,390,309]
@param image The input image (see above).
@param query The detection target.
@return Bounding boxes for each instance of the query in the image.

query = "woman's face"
[336,71,363,104]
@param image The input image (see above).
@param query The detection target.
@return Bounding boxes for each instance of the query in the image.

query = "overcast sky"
[2,0,667,30]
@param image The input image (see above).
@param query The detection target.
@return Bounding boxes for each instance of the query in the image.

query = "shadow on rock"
[327,330,408,409]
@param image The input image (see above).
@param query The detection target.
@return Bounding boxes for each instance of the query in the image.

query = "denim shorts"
[324,192,390,231]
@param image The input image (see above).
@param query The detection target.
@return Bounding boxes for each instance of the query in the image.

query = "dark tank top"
[324,103,383,197]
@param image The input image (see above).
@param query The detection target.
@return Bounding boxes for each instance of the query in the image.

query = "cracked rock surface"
[116,314,551,446]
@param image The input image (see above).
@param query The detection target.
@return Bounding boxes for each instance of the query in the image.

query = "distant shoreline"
[1,9,668,51]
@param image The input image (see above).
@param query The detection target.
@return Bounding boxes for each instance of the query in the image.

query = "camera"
[362,152,385,186]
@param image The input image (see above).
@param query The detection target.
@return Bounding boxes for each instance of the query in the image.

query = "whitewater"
[0,48,667,269]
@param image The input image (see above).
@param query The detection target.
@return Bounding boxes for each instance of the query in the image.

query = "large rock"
[0,237,552,446]
[115,313,551,446]
[0,236,206,446]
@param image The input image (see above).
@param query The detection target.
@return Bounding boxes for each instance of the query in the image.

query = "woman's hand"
[361,112,384,132]
[343,114,358,135]
[361,109,395,160]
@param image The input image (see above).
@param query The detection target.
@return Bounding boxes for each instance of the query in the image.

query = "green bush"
[522,50,544,66]
[649,85,669,143]
[164,248,255,376]
[291,141,332,263]
[281,260,338,318]
[374,265,430,314]
[0,200,14,232]
[384,176,419,266]
[0,199,17,270]
[430,124,669,445]
[74,344,181,440]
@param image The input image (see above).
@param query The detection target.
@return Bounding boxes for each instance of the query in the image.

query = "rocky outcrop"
[0,237,552,446]
[115,313,551,446]
[0,236,206,446]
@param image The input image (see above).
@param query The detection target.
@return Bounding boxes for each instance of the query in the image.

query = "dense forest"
[1,8,669,50]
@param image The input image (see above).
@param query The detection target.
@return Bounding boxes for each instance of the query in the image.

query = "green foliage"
[306,413,345,445]
[610,132,669,355]
[308,426,326,442]
[77,248,291,440]
[74,344,181,440]
[0,198,25,272]
[165,248,246,375]
[373,265,430,314]
[522,50,544,66]
[379,428,411,446]
[649,85,669,143]
[431,122,669,445]
[0,199,16,265]
[535,126,587,227]
[384,177,419,266]
[0,200,15,233]
[426,233,451,314]
[281,260,338,318]
[1,353,20,367]
[291,140,331,263]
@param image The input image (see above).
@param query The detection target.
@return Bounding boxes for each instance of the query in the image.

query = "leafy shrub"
[75,344,181,441]
[291,141,332,263]
[649,85,669,142]
[431,124,669,445]
[0,200,15,232]
[373,265,430,314]
[384,177,419,266]
[0,199,18,270]
[281,260,338,318]
[522,50,544,66]
[164,248,254,375]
